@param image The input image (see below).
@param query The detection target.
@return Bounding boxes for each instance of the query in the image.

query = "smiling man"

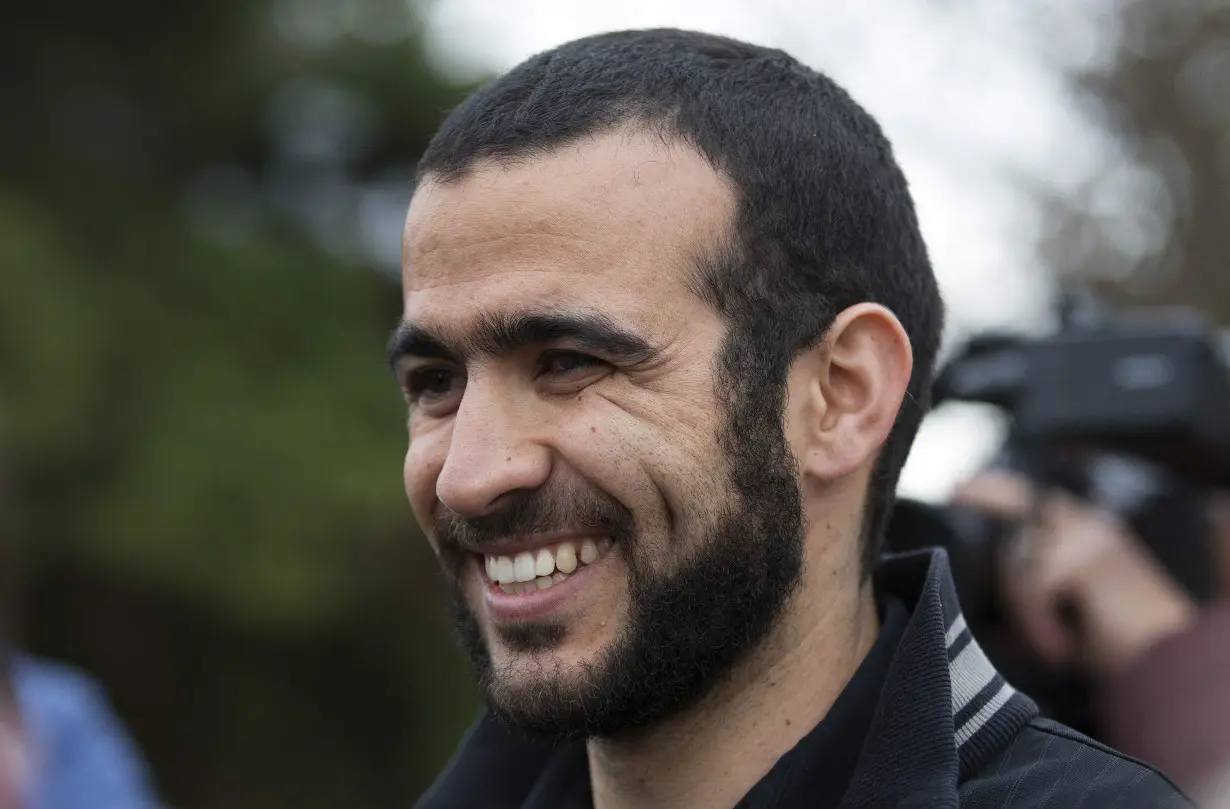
[399,29,1188,809]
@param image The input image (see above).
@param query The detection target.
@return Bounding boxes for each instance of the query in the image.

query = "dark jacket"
[418,549,1191,808]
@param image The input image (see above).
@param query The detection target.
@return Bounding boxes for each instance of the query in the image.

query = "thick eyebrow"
[386,309,663,371]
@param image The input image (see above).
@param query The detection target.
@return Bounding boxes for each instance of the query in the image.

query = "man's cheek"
[405,428,448,509]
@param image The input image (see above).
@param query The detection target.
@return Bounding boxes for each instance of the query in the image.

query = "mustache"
[435,484,635,553]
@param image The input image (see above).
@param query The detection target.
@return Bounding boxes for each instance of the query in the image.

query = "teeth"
[555,543,577,574]
[483,538,613,588]
[535,548,555,578]
[514,552,536,582]
[499,574,568,594]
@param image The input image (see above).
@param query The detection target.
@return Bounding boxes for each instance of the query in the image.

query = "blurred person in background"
[1,657,28,808]
[0,431,162,809]
[956,472,1230,800]
[5,656,164,809]
[401,29,1188,809]
[1,434,25,806]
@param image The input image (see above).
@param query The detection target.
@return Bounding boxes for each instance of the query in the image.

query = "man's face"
[394,131,804,737]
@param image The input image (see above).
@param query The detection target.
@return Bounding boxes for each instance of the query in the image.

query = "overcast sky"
[415,0,1131,500]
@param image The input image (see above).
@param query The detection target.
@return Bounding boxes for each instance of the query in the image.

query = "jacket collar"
[416,549,1037,809]
[836,548,1037,808]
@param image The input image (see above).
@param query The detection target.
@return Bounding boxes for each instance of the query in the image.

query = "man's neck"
[585,577,880,809]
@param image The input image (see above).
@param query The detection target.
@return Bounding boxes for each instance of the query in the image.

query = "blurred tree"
[1041,0,1230,325]
[0,0,481,806]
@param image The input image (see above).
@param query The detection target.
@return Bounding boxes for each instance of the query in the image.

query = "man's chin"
[450,580,632,738]
[485,638,593,696]
[491,618,569,654]
[482,662,600,740]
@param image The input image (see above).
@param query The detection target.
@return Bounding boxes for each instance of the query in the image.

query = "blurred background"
[2,0,1229,806]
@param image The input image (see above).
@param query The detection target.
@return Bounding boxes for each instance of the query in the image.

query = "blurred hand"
[952,471,1197,679]
[0,692,28,808]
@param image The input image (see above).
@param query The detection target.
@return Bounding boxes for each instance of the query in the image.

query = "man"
[397,29,1188,808]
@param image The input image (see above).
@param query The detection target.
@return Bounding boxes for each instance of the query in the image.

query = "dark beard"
[439,349,805,740]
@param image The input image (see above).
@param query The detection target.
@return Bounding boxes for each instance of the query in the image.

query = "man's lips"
[470,536,617,621]
[481,554,611,620]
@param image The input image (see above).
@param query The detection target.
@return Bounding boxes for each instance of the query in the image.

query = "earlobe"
[789,304,913,482]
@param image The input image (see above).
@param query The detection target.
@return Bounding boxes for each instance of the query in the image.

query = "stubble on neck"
[585,536,879,809]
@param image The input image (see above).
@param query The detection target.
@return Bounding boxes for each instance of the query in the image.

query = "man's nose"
[435,380,551,517]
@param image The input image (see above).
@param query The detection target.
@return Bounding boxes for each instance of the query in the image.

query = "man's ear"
[785,303,914,482]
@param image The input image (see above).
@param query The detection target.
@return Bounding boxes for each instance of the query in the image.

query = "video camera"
[887,290,1230,736]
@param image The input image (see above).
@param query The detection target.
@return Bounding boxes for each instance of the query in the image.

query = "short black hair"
[415,28,944,576]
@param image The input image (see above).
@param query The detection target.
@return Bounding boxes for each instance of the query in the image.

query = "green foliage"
[2,189,407,629]
[1,0,483,805]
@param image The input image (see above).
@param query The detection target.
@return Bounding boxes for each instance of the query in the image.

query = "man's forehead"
[401,129,736,290]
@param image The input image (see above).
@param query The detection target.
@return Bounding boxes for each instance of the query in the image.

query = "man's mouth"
[481,537,615,594]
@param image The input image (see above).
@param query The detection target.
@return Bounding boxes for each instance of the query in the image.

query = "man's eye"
[540,351,604,376]
[405,367,464,402]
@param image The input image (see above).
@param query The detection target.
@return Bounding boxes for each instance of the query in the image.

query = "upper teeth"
[484,538,611,585]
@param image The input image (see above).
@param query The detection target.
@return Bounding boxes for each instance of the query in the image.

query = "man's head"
[391,29,942,740]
